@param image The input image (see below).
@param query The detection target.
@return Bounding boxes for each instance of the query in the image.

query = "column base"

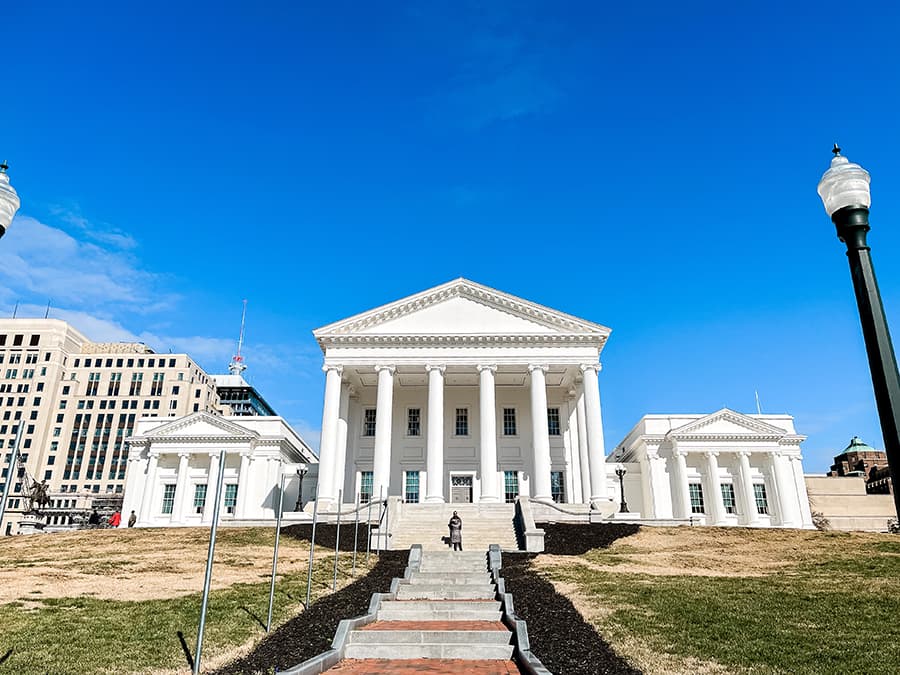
[479,495,501,503]
[425,496,445,504]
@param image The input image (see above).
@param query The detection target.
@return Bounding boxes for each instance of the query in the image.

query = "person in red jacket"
[108,511,122,528]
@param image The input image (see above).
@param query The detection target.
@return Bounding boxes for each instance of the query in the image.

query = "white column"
[771,452,799,527]
[317,364,343,504]
[335,383,352,503]
[425,364,446,503]
[790,454,814,528]
[202,451,221,524]
[704,451,726,525]
[528,364,552,501]
[121,451,148,524]
[646,450,673,519]
[372,365,395,499]
[737,451,759,526]
[138,451,160,525]
[170,452,191,524]
[235,451,251,519]
[478,364,500,502]
[575,385,591,504]
[671,447,692,519]
[580,364,607,505]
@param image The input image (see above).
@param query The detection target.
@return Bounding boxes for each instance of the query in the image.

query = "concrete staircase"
[390,503,519,551]
[342,550,514,661]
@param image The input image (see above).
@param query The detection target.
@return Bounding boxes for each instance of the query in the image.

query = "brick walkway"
[325,658,521,673]
[360,620,507,631]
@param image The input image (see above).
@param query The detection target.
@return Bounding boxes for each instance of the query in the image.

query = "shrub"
[811,511,830,531]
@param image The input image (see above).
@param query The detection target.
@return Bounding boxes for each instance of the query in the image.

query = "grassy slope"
[539,527,900,675]
[0,527,372,675]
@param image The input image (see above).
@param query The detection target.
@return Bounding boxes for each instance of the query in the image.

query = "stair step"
[409,573,490,585]
[395,585,496,600]
[377,608,502,621]
[343,643,514,660]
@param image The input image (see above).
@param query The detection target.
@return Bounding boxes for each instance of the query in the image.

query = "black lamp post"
[615,466,628,513]
[818,145,900,519]
[295,464,309,511]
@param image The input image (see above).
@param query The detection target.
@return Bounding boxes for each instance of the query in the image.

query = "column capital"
[736,450,752,458]
[322,364,344,376]
[703,450,720,459]
[527,364,549,374]
[579,362,602,374]
[672,447,688,458]
[566,387,578,400]
[425,364,446,374]
[476,364,498,374]
[374,364,396,375]
[177,451,192,459]
[788,454,803,463]
[239,450,253,458]
[645,449,662,462]
[148,451,161,460]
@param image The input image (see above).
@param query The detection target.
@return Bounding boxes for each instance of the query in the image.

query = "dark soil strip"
[502,553,641,675]
[214,550,407,675]
[282,522,377,552]
[539,522,641,555]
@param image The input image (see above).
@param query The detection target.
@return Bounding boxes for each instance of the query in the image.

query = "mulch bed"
[501,552,642,675]
[282,522,377,552]
[214,550,407,675]
[539,522,640,555]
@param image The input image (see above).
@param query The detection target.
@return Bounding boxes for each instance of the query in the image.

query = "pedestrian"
[127,510,137,528]
[88,509,100,527]
[109,511,121,528]
[448,511,463,551]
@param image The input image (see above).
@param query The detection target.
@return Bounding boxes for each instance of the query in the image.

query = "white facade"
[612,409,815,528]
[121,413,317,527]
[312,278,616,510]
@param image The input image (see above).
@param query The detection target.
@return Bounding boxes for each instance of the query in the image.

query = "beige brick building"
[0,318,219,534]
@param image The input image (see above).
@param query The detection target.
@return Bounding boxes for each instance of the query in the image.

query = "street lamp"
[615,465,628,513]
[0,161,21,239]
[294,463,309,511]
[818,145,900,519]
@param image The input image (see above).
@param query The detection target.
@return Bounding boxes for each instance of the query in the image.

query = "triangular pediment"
[669,408,788,438]
[143,412,257,440]
[314,278,611,343]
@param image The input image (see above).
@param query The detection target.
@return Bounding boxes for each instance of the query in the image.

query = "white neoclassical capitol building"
[312,279,815,529]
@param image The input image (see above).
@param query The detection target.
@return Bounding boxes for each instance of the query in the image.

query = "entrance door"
[451,475,473,503]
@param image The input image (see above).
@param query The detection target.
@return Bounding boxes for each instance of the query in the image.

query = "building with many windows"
[0,319,220,534]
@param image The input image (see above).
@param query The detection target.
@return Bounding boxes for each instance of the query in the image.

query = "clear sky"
[4,1,900,471]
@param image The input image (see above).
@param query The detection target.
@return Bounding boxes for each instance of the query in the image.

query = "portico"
[312,279,615,509]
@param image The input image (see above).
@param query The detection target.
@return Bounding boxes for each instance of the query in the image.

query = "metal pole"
[0,423,25,529]
[377,486,383,554]
[304,492,319,609]
[833,205,900,519]
[265,472,286,632]
[384,490,390,552]
[332,489,342,591]
[365,491,373,564]
[351,491,360,577]
[193,449,227,675]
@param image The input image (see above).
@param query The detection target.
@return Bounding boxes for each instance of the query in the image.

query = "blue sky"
[4,1,900,470]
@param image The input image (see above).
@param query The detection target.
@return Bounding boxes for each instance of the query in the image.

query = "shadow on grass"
[213,551,407,675]
[281,523,372,552]
[240,606,267,631]
[0,648,12,665]
[176,631,194,671]
[539,522,641,555]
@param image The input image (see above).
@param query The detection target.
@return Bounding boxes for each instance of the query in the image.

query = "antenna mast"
[228,300,248,376]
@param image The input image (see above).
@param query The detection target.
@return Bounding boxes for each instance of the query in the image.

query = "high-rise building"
[213,374,277,416]
[0,318,219,534]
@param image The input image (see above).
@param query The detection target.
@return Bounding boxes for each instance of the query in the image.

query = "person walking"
[108,511,121,528]
[448,511,463,551]
[127,510,137,528]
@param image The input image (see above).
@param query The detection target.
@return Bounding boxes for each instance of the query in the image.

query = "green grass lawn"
[0,527,374,675]
[540,529,900,675]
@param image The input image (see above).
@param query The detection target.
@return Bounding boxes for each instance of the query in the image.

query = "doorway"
[451,475,473,503]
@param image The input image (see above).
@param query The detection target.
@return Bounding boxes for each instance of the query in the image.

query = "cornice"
[316,333,608,348]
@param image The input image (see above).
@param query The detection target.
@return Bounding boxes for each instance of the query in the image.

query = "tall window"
[224,484,238,514]
[86,372,101,396]
[551,471,565,503]
[754,483,769,515]
[161,484,176,514]
[130,372,143,396]
[363,409,377,437]
[455,408,469,436]
[108,372,122,396]
[193,484,207,513]
[404,471,420,503]
[503,408,517,436]
[504,471,519,503]
[360,471,374,502]
[407,408,421,437]
[547,408,561,436]
[688,483,705,514]
[720,484,737,514]
[150,372,164,396]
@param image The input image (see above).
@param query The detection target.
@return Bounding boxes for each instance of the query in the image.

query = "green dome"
[841,436,876,455]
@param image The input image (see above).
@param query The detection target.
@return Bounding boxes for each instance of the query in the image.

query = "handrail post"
[332,489,342,591]
[305,491,320,609]
[265,472,286,632]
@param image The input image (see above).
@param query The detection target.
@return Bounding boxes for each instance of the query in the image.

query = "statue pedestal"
[17,513,47,535]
